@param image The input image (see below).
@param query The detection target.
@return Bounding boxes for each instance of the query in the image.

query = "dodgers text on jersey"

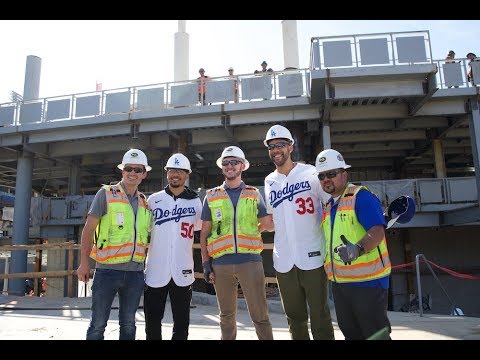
[152,204,198,226]
[269,181,312,208]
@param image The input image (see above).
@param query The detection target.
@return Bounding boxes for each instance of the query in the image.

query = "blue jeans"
[86,269,145,340]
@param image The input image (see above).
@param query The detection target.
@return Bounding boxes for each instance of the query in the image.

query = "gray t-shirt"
[88,182,144,271]
[201,181,267,265]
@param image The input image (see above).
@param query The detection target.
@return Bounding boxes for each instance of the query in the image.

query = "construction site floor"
[1,292,479,341]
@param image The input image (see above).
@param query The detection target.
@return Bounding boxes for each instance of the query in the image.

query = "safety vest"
[90,183,151,264]
[206,185,263,258]
[322,184,391,283]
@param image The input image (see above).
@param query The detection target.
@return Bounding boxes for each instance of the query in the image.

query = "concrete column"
[432,139,446,178]
[178,133,190,187]
[176,132,188,154]
[68,158,81,195]
[67,157,81,296]
[281,20,300,69]
[468,99,480,203]
[289,122,305,162]
[23,55,41,101]
[45,237,67,298]
[322,120,331,150]
[8,149,33,296]
[174,20,189,82]
[8,55,42,296]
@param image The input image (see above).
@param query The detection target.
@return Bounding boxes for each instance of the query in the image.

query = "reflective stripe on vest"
[206,185,263,258]
[322,184,391,283]
[90,183,151,264]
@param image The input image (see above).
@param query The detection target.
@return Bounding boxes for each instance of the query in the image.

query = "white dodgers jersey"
[264,163,329,273]
[145,190,202,287]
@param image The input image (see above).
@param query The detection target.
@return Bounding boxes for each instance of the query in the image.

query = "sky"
[0,20,479,104]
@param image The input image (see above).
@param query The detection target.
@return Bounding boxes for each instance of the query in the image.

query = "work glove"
[202,261,213,283]
[335,235,361,265]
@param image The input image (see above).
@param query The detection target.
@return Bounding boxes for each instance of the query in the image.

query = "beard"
[168,177,184,188]
[224,169,242,181]
[321,183,336,194]
[270,152,289,167]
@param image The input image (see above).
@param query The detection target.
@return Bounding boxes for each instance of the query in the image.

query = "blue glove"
[202,261,213,283]
[335,235,363,265]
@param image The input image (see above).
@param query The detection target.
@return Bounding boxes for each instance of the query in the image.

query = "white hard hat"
[117,149,151,172]
[216,145,250,171]
[164,153,192,174]
[263,124,295,147]
[314,149,351,173]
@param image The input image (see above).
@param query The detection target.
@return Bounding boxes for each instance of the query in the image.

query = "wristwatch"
[356,243,365,256]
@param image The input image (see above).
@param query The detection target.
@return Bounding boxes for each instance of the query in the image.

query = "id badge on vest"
[116,212,125,227]
[214,208,223,221]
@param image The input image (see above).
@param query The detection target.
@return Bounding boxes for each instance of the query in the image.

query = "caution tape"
[392,259,480,280]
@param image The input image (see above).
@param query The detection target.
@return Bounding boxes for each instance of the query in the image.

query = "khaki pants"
[213,261,273,340]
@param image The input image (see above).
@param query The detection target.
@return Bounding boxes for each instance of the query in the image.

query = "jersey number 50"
[181,222,194,239]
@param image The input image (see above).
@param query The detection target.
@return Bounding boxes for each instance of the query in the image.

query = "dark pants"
[276,266,334,340]
[198,93,206,105]
[332,281,391,340]
[143,279,192,340]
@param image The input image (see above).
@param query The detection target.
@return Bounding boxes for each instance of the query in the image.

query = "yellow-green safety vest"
[322,184,391,283]
[206,185,263,258]
[90,183,151,264]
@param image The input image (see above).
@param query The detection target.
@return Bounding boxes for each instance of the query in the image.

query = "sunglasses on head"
[222,159,242,167]
[318,169,343,180]
[123,166,145,174]
[267,141,289,151]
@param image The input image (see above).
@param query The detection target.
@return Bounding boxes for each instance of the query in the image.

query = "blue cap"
[387,196,416,224]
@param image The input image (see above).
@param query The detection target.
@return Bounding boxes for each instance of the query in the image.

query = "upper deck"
[1,30,479,227]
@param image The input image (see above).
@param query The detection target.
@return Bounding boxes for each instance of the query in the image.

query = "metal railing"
[0,241,84,297]
[415,253,461,317]
[1,50,478,128]
[309,29,477,90]
[433,58,477,89]
[362,177,478,211]
[24,177,478,229]
[0,68,310,127]
[310,30,433,70]
[0,241,278,299]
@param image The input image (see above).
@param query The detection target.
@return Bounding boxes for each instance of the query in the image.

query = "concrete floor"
[1,292,479,340]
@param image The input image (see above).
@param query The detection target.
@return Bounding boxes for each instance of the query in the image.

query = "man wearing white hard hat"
[77,148,152,340]
[143,153,202,340]
[263,124,335,340]
[199,145,274,340]
[315,148,392,340]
